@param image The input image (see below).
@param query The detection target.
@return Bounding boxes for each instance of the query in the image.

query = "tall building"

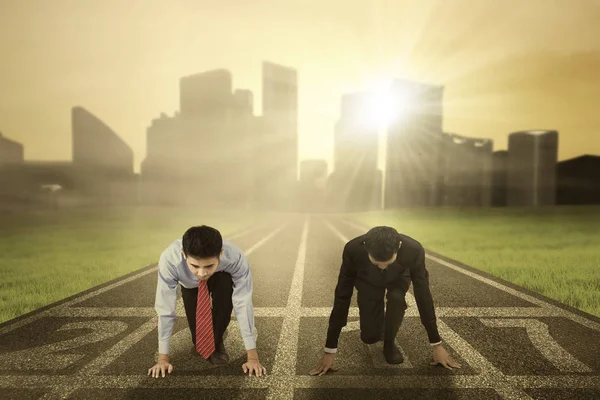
[72,107,136,204]
[556,155,600,205]
[0,132,24,165]
[142,69,260,208]
[330,90,381,211]
[72,107,134,176]
[385,79,444,208]
[491,150,509,206]
[0,132,25,203]
[140,113,182,204]
[178,70,241,182]
[438,133,493,207]
[260,61,298,210]
[232,88,257,209]
[233,89,254,115]
[507,130,558,207]
[142,113,180,181]
[179,69,233,119]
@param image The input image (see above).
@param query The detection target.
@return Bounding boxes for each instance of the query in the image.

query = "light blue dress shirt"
[154,238,257,355]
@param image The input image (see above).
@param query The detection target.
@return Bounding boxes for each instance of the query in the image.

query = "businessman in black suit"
[310,226,461,375]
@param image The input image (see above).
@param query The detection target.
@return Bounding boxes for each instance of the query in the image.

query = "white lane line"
[267,215,309,400]
[325,219,534,400]
[436,319,534,399]
[3,216,599,396]
[0,222,281,336]
[337,218,600,332]
[228,221,273,241]
[244,224,287,256]
[49,306,569,319]
[38,319,159,399]
[293,374,492,388]
[480,319,592,373]
[344,320,414,369]
[1,320,129,371]
[164,320,247,372]
[507,375,600,388]
[0,268,158,336]
[3,374,599,390]
[29,223,289,400]
[80,319,158,375]
[47,306,289,318]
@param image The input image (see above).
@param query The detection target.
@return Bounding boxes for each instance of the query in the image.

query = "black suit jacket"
[325,232,441,349]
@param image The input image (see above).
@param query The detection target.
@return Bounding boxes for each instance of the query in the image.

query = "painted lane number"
[1,320,128,370]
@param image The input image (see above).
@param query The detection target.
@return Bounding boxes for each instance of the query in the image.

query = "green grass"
[348,205,600,318]
[0,206,263,324]
[2,205,598,324]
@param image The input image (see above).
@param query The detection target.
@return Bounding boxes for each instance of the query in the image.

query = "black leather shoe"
[208,341,229,365]
[383,341,404,364]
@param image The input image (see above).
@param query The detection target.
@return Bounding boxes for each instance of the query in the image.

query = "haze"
[1,0,599,174]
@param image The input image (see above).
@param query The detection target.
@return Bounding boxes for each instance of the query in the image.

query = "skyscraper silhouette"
[142,69,256,207]
[260,61,299,210]
[72,107,134,176]
[71,107,135,204]
[556,155,600,205]
[507,130,558,207]
[385,79,444,209]
[329,90,381,211]
[179,69,233,120]
[438,133,493,207]
[0,132,24,166]
[491,150,509,207]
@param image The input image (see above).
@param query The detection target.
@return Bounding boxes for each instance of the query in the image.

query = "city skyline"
[1,0,600,174]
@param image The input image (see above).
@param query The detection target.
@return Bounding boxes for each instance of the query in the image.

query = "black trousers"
[356,279,409,345]
[180,271,234,348]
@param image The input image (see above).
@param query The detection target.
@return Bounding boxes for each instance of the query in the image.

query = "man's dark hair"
[182,225,222,259]
[364,226,401,261]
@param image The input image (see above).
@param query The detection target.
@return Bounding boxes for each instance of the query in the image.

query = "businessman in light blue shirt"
[148,225,266,378]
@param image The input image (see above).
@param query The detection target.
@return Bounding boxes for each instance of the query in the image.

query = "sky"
[1,0,599,174]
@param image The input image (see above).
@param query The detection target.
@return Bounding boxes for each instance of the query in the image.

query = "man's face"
[183,250,222,281]
[368,242,402,270]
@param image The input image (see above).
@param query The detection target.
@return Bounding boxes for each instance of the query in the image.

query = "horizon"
[1,0,599,174]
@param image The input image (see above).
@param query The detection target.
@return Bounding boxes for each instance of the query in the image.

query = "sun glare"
[362,78,409,129]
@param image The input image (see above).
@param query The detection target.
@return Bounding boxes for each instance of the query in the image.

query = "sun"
[362,78,410,129]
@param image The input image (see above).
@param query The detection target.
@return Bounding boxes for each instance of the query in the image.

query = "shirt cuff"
[243,335,257,350]
[324,347,337,354]
[429,340,442,347]
[159,339,170,355]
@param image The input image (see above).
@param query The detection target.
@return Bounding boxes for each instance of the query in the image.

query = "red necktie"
[195,280,215,358]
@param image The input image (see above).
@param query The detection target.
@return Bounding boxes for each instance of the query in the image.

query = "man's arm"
[154,252,179,358]
[410,246,442,345]
[227,251,258,358]
[324,243,358,351]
